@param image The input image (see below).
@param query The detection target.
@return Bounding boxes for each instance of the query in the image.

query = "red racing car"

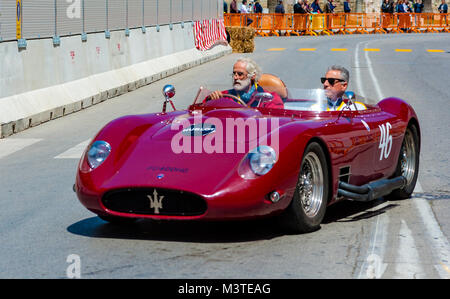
[75,75,420,233]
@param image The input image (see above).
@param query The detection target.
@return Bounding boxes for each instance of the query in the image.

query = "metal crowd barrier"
[224,13,450,36]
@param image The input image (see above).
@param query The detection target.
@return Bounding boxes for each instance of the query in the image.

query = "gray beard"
[233,77,251,92]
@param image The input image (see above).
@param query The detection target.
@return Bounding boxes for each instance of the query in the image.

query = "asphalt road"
[0,33,449,279]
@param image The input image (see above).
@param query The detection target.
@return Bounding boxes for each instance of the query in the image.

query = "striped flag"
[194,19,228,51]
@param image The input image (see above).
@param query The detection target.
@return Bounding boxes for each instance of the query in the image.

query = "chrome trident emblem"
[147,189,164,214]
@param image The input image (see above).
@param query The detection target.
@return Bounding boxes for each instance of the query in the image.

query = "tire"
[387,124,420,200]
[282,142,329,233]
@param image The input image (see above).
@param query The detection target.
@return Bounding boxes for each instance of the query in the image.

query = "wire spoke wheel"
[400,129,417,186]
[298,152,324,218]
[282,142,329,233]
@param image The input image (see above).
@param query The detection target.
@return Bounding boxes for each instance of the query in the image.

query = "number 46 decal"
[378,122,392,160]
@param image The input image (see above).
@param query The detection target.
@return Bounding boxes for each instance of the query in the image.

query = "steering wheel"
[221,94,248,106]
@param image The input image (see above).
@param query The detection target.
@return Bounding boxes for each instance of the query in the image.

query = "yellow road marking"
[395,49,412,52]
[267,48,286,51]
[331,48,348,51]
[364,48,380,51]
[427,49,445,53]
[298,48,316,51]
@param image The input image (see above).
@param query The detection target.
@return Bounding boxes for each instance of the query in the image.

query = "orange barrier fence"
[223,13,450,36]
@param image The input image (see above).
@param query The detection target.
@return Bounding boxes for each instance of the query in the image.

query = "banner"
[194,19,228,51]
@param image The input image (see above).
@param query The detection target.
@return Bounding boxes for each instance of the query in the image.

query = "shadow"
[323,198,399,224]
[67,216,287,243]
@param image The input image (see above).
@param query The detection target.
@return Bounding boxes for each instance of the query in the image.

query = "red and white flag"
[194,19,228,51]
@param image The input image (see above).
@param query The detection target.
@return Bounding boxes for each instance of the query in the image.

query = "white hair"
[236,57,262,82]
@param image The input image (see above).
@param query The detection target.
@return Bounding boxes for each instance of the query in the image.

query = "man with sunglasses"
[321,65,366,111]
[208,57,284,109]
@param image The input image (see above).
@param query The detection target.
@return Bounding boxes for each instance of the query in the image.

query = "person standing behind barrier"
[303,0,312,13]
[254,0,263,13]
[439,0,448,13]
[294,0,306,13]
[344,1,351,13]
[275,1,285,13]
[413,0,424,12]
[311,0,323,13]
[324,0,336,13]
[230,0,238,13]
[294,0,306,34]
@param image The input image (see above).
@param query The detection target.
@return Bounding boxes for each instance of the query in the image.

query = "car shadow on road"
[67,216,288,243]
[67,199,399,243]
[322,198,399,224]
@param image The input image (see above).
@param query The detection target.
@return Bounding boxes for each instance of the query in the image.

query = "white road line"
[414,198,450,279]
[395,219,425,278]
[358,212,389,279]
[54,139,91,159]
[0,138,43,159]
[354,41,366,97]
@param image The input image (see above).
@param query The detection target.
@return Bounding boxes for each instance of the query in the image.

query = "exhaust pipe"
[338,176,407,202]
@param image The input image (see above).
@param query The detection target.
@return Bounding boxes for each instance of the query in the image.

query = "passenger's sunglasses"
[321,77,345,85]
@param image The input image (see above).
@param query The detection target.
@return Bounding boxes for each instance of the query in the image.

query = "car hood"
[100,109,282,195]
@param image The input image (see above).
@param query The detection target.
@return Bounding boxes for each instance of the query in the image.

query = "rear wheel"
[387,124,420,199]
[282,142,329,233]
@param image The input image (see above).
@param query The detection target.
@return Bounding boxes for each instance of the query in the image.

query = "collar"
[327,97,343,110]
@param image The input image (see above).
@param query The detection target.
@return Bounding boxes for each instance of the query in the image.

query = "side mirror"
[344,91,355,101]
[162,84,176,113]
[163,84,175,100]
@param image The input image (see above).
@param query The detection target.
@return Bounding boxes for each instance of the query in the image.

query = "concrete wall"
[0,23,232,138]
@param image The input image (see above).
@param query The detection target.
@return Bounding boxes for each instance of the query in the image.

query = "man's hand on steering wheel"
[207,91,247,106]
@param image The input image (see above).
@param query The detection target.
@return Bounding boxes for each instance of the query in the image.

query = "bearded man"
[208,58,284,109]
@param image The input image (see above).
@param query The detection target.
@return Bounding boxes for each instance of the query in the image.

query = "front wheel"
[281,142,329,233]
[387,124,420,200]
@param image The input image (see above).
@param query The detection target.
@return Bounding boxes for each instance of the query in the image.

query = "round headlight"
[249,146,277,176]
[87,141,111,169]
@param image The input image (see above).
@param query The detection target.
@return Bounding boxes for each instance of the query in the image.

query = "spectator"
[294,0,306,13]
[439,0,448,13]
[302,0,312,13]
[240,0,254,25]
[396,0,405,12]
[224,0,228,13]
[311,0,323,13]
[275,0,285,14]
[404,0,412,12]
[230,0,238,13]
[254,0,263,13]
[324,0,336,13]
[413,0,424,13]
[344,0,351,13]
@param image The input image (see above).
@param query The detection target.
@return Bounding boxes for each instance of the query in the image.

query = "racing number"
[378,122,392,160]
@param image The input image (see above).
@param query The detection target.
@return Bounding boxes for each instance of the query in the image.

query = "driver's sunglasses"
[321,77,345,85]
[232,71,247,78]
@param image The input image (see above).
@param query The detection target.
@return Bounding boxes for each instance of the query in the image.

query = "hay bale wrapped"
[225,26,256,53]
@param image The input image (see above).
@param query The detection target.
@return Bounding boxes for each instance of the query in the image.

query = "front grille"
[102,188,207,216]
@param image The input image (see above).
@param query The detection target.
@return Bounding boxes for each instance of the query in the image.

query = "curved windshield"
[193,86,375,111]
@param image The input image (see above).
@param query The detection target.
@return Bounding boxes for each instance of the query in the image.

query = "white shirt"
[240,4,249,13]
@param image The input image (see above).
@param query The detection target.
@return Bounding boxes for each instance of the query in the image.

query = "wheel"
[98,215,137,225]
[282,142,329,233]
[387,124,420,200]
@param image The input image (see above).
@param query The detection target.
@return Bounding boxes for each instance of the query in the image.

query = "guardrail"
[224,13,450,36]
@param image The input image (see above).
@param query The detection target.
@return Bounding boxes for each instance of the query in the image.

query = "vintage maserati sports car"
[74,75,420,233]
